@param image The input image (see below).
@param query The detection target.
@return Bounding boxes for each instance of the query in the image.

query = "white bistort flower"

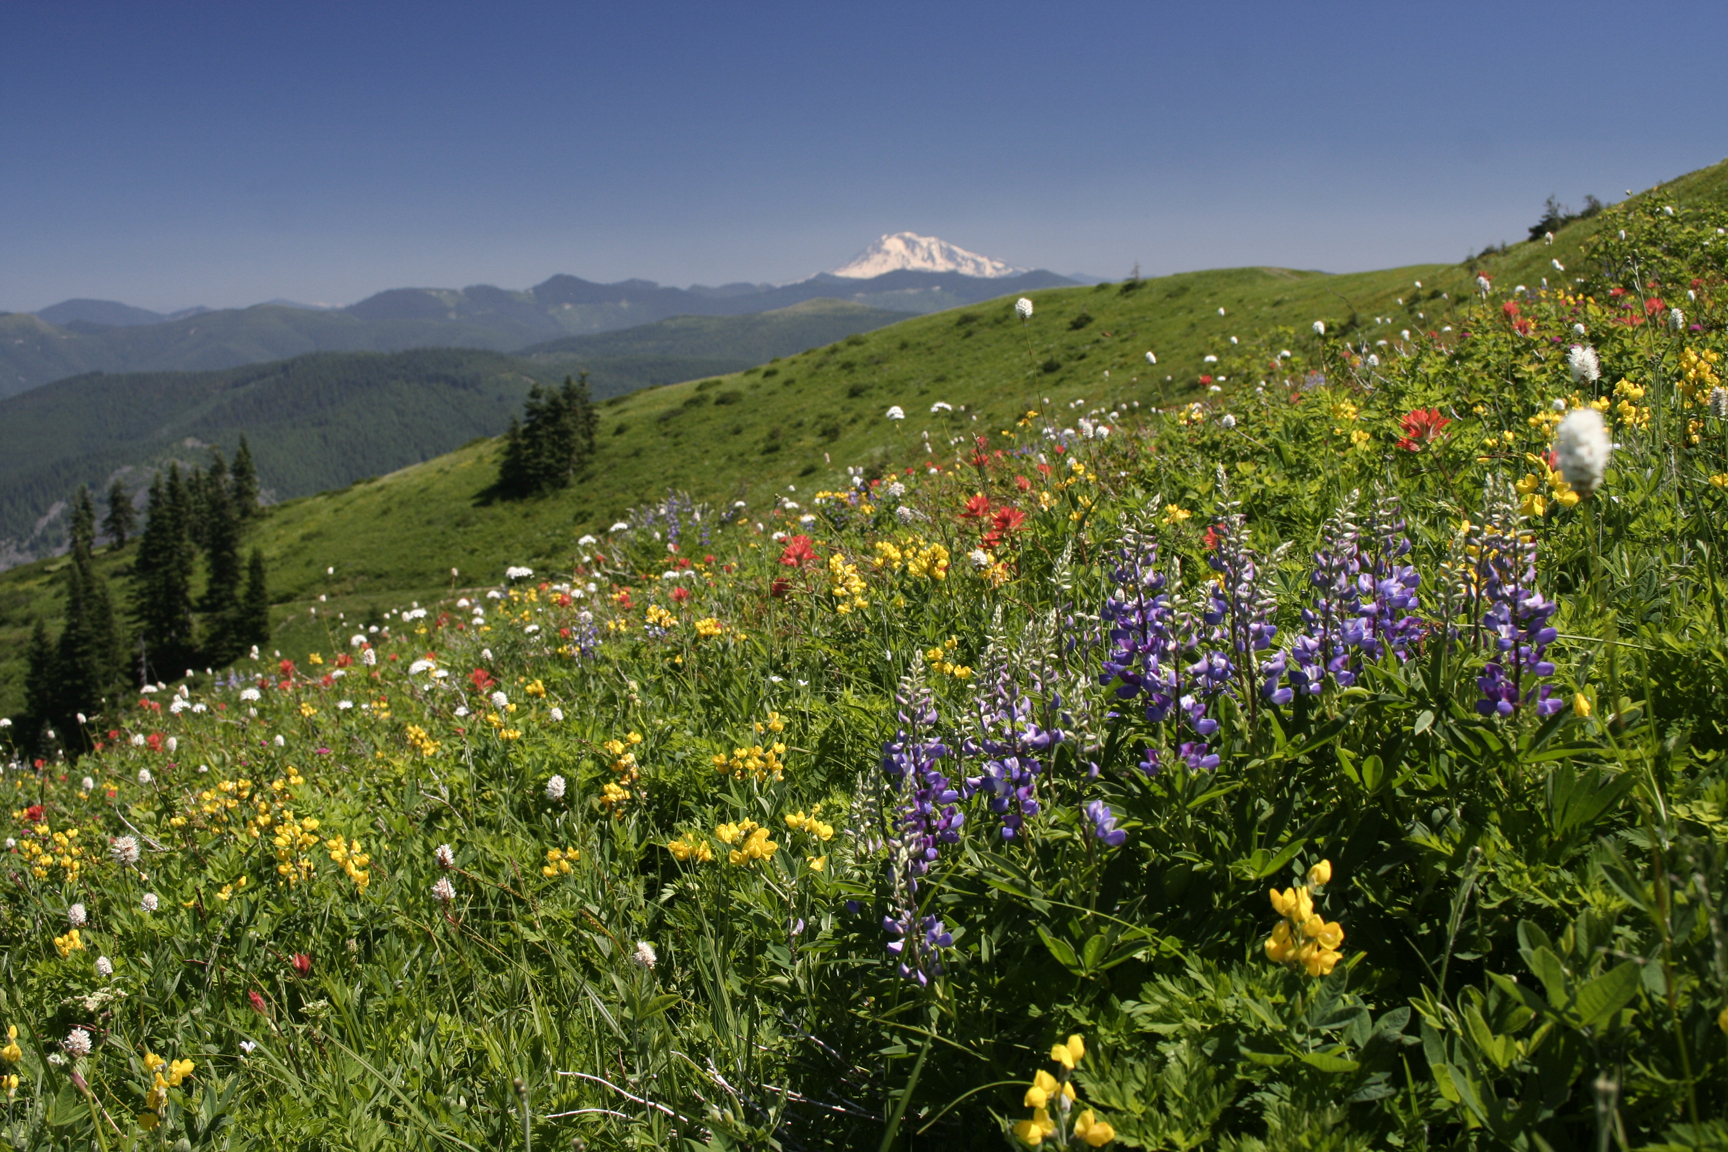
[884,406,905,420]
[110,836,140,865]
[1015,297,1034,319]
[240,687,261,702]
[545,774,567,801]
[432,877,457,905]
[632,941,658,968]
[1555,407,1612,497]
[138,767,153,785]
[1567,344,1600,385]
[1145,351,1157,364]
[1669,307,1685,330]
[81,776,95,792]
[1219,414,1237,428]
[96,956,113,978]
[140,893,159,912]
[435,844,456,870]
[1312,320,1325,335]
[68,903,87,927]
[361,648,377,667]
[165,736,176,754]
[549,707,564,722]
[1709,386,1728,420]
[490,691,508,709]
[63,1028,92,1058]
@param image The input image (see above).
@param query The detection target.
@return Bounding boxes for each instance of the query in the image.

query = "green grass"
[4,182,1728,1147]
[4,157,1726,719]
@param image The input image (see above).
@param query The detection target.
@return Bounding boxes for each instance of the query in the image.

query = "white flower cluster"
[1556,408,1612,496]
[545,774,567,801]
[505,566,534,580]
[1567,344,1600,384]
[110,836,140,865]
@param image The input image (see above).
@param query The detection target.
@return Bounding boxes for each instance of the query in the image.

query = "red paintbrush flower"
[670,586,690,603]
[1396,408,1453,452]
[779,535,818,567]
[249,990,268,1014]
[960,493,991,520]
[291,953,312,978]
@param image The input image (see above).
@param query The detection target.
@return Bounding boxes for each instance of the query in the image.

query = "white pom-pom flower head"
[1014,297,1033,320]
[1566,345,1600,385]
[1555,407,1612,497]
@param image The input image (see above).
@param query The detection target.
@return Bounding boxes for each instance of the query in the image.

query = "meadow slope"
[2,183,1726,1148]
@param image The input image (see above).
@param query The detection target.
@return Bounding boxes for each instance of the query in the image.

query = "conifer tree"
[231,435,261,520]
[494,374,598,497]
[23,619,58,745]
[201,451,245,662]
[496,416,531,497]
[56,546,122,730]
[131,469,196,676]
[104,479,136,548]
[69,485,97,555]
[239,546,271,650]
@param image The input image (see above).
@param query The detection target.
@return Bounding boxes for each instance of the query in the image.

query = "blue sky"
[3,1,1725,312]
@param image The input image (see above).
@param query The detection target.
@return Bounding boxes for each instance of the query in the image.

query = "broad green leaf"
[1572,960,1641,1029]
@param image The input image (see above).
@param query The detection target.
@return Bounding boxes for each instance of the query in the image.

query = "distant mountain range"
[4,242,1073,397]
[0,299,912,567]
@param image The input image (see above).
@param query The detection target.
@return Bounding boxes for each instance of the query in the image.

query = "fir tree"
[493,374,598,498]
[231,435,261,520]
[201,451,246,662]
[56,546,122,733]
[68,485,97,555]
[239,546,271,651]
[496,416,531,497]
[23,619,58,746]
[103,479,136,548]
[131,469,196,677]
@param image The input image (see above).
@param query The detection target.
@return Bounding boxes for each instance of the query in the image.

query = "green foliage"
[3,184,1728,1149]
[495,375,600,499]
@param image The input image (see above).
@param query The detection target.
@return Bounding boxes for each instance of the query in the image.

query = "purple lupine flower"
[1098,524,1182,724]
[1465,480,1563,717]
[1084,799,1127,847]
[1177,741,1220,770]
[881,658,961,982]
[1286,492,1422,697]
[1193,495,1289,722]
[962,623,1064,840]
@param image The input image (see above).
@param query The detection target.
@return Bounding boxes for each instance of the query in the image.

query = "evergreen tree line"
[495,373,600,498]
[21,437,269,754]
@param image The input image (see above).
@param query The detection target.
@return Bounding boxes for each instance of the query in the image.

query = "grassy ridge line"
[0,302,913,561]
[4,152,1724,715]
[0,260,1451,716]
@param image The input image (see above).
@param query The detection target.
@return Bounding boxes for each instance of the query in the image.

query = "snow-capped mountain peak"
[829,232,1025,279]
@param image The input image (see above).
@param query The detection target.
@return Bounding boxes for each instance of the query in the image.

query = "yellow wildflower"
[1073,1109,1116,1147]
[1,1026,21,1064]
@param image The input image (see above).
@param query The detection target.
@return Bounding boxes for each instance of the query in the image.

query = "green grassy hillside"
[6,185,1728,1148]
[520,298,910,362]
[3,156,1724,718]
[0,303,914,562]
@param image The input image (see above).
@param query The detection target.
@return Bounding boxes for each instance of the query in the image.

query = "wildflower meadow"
[4,195,1728,1150]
